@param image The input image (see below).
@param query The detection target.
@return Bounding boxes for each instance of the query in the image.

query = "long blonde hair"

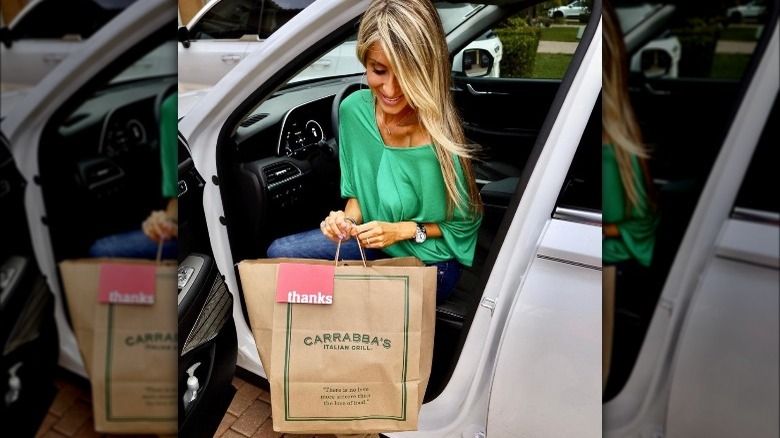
[603,0,653,211]
[356,0,483,218]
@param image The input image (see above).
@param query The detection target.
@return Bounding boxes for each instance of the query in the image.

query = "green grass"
[539,26,580,42]
[710,53,752,79]
[531,53,573,78]
[719,27,760,41]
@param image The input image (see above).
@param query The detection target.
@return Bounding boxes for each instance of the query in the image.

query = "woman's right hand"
[320,210,356,243]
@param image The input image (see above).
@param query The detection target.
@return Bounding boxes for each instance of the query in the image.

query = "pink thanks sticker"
[276,263,335,304]
[98,263,156,305]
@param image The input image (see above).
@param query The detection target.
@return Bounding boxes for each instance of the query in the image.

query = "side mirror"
[1,27,13,49]
[177,26,190,48]
[462,48,494,77]
[640,48,672,78]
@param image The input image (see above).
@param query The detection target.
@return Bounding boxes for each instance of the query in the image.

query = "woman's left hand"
[354,221,405,249]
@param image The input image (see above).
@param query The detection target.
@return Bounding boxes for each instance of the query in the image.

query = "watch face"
[415,225,426,243]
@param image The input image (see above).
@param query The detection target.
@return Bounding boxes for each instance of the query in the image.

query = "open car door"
[177,134,238,437]
[0,132,59,437]
[1,1,185,435]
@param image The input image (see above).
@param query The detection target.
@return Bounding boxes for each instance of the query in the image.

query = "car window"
[437,2,481,33]
[622,1,768,80]
[288,2,589,85]
[465,4,590,80]
[557,93,601,213]
[9,0,135,39]
[733,95,779,215]
[111,38,177,84]
[189,0,312,40]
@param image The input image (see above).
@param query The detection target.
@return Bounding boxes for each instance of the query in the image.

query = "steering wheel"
[331,81,364,147]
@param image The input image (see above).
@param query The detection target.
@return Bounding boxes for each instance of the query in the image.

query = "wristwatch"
[414,223,427,244]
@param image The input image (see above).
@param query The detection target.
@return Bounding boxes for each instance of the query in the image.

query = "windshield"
[288,2,483,84]
[110,39,177,85]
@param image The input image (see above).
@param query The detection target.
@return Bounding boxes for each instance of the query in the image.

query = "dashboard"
[99,99,155,157]
[277,97,330,157]
[40,76,178,258]
[232,78,353,160]
[220,78,360,258]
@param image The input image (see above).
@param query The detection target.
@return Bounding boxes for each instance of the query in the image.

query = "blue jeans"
[267,229,461,304]
[88,230,178,260]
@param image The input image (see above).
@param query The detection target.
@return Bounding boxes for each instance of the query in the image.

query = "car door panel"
[629,77,743,182]
[177,136,238,436]
[0,40,76,86]
[178,40,251,86]
[486,220,601,437]
[0,136,59,437]
[451,76,562,179]
[664,219,778,438]
[178,253,237,438]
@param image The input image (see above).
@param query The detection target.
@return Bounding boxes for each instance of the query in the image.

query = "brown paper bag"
[237,257,436,434]
[59,258,177,434]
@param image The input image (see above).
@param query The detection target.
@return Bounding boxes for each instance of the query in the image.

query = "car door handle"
[644,82,671,95]
[467,83,508,96]
[221,54,242,63]
[311,59,332,69]
[43,54,66,64]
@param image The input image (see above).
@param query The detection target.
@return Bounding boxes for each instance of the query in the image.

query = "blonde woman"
[268,0,483,304]
[602,0,660,396]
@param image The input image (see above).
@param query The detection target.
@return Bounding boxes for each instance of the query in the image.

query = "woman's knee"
[266,238,286,258]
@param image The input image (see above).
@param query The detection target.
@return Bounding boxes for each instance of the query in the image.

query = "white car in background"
[0,0,133,90]
[547,0,589,19]
[177,0,502,90]
[0,0,169,119]
[726,0,767,23]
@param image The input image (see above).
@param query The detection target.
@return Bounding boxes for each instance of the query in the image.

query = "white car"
[547,0,589,19]
[178,0,601,436]
[603,2,778,437]
[0,0,163,120]
[1,1,177,434]
[726,0,767,23]
[1,0,777,437]
[177,0,502,89]
[0,0,132,90]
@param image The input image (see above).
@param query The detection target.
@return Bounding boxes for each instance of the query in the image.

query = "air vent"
[262,161,301,187]
[239,113,268,128]
[83,161,122,186]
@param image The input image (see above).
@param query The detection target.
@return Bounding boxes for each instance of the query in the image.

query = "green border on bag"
[104,280,177,422]
[284,274,410,422]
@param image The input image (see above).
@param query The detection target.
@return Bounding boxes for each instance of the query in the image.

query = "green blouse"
[160,92,178,199]
[338,90,482,266]
[602,144,659,267]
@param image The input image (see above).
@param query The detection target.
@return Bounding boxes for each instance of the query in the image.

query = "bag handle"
[334,238,367,268]
[155,239,164,265]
